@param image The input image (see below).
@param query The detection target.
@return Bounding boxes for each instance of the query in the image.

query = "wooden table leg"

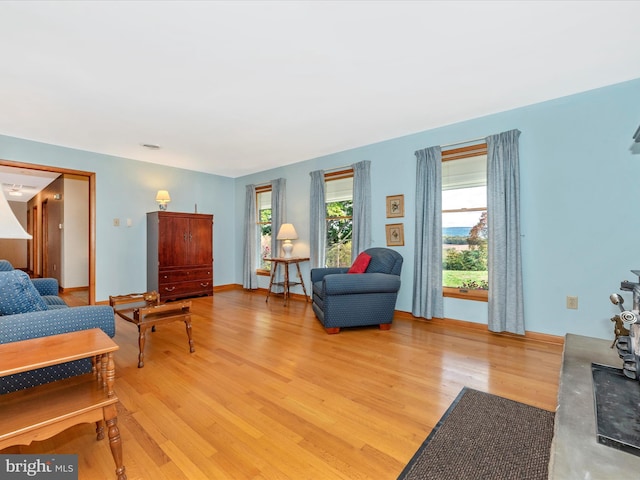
[96,420,105,440]
[94,354,102,384]
[104,403,127,480]
[283,262,290,306]
[106,351,116,396]
[295,262,310,302]
[265,263,277,303]
[184,314,195,353]
[96,354,107,388]
[137,325,147,368]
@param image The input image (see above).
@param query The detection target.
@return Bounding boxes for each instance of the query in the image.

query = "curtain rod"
[440,136,486,149]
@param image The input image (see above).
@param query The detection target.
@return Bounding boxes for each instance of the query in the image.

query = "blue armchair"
[0,263,115,394]
[311,247,403,334]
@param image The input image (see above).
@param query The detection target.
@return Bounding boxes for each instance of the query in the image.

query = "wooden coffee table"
[0,328,126,480]
[109,292,194,368]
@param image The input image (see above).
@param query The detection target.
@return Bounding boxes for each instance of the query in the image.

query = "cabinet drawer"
[188,267,213,281]
[159,280,213,298]
[159,268,212,284]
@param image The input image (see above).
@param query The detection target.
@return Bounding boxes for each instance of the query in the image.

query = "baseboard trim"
[213,284,241,293]
[214,283,311,302]
[59,286,89,293]
[395,310,564,345]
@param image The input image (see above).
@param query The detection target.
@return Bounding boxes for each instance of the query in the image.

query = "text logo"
[0,455,78,479]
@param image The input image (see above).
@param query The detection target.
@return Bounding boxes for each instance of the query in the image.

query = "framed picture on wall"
[386,195,404,218]
[385,223,404,246]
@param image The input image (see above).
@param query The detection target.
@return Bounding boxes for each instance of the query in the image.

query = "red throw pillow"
[348,252,372,274]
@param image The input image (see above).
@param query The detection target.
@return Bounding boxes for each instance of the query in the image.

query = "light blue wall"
[0,136,236,301]
[2,78,638,339]
[235,78,640,340]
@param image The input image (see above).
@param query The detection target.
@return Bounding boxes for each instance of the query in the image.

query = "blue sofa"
[311,248,403,333]
[0,261,115,394]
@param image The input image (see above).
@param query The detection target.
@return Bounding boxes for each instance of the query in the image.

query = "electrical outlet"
[567,296,578,309]
[113,218,120,227]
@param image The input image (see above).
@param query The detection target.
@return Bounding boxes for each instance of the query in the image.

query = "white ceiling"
[0,1,639,179]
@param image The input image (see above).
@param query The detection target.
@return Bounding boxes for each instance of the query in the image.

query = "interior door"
[29,206,36,275]
[41,200,48,278]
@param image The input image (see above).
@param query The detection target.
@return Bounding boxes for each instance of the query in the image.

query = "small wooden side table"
[265,257,310,306]
[0,328,126,480]
[109,291,194,368]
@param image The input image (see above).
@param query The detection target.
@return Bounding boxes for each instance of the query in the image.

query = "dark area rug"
[397,387,555,480]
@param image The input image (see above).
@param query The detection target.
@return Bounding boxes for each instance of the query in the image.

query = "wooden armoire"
[147,211,214,301]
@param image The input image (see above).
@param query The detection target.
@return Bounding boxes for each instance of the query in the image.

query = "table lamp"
[155,190,171,210]
[276,223,298,258]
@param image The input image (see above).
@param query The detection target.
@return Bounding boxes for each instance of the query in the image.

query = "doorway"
[0,159,96,304]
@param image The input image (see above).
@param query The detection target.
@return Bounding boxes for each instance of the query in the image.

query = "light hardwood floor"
[2,289,563,479]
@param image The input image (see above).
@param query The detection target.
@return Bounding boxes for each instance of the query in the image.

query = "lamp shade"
[276,223,298,240]
[155,190,171,203]
[0,188,31,239]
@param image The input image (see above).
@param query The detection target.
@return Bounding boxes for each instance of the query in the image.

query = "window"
[442,144,488,301]
[256,186,272,273]
[325,170,353,267]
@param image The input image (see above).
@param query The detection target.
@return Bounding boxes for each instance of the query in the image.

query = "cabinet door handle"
[200,282,209,287]
[183,233,187,241]
[164,286,176,292]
